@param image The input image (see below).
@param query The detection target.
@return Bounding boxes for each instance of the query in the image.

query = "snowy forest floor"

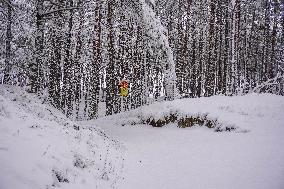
[1,85,284,189]
[85,94,284,189]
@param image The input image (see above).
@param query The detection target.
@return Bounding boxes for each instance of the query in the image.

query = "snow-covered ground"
[86,94,284,189]
[0,85,125,189]
[1,85,284,189]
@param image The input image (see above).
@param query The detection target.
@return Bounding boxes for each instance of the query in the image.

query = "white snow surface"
[85,93,284,189]
[1,85,284,189]
[0,85,125,189]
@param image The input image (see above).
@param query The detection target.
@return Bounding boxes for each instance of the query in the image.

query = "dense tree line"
[0,0,283,120]
[156,0,284,97]
[0,0,175,119]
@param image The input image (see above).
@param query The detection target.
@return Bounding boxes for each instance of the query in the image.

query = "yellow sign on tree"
[119,80,129,97]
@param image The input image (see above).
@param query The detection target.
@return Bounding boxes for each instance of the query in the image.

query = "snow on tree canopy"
[140,0,177,100]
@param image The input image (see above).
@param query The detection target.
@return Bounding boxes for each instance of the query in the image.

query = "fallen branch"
[252,74,284,94]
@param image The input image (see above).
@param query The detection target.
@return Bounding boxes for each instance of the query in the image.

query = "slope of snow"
[0,85,125,189]
[1,85,284,189]
[84,93,284,189]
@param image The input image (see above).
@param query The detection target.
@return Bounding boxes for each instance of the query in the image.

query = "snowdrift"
[89,93,284,189]
[0,85,125,189]
[95,93,284,133]
[1,85,284,189]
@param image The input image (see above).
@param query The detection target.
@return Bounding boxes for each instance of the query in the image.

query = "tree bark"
[106,0,116,116]
[3,0,12,84]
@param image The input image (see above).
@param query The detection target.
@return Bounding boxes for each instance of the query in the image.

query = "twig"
[42,145,51,156]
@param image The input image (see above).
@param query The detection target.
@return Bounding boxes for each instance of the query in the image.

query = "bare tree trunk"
[269,0,278,79]
[205,0,216,96]
[73,0,84,120]
[29,0,44,93]
[48,10,63,110]
[222,0,230,94]
[3,0,12,84]
[196,33,203,97]
[62,0,74,117]
[175,0,184,95]
[106,0,116,116]
[89,0,102,119]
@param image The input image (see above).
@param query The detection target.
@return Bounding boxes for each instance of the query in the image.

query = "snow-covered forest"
[1,0,284,189]
[1,0,283,119]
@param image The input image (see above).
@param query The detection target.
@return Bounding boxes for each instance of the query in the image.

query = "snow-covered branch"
[1,0,13,8]
[40,6,83,17]
[252,74,284,94]
[47,0,64,8]
[279,66,284,73]
[1,0,15,10]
